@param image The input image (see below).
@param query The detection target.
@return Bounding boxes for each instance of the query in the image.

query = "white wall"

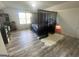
[0,2,5,9]
[0,32,8,56]
[57,8,79,38]
[46,2,79,39]
[4,8,31,30]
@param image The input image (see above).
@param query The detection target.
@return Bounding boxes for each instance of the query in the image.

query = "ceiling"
[46,1,79,11]
[2,1,66,12]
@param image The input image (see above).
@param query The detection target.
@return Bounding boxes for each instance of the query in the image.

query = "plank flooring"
[6,30,79,57]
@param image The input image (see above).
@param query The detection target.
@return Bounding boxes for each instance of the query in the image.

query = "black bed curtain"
[37,9,57,33]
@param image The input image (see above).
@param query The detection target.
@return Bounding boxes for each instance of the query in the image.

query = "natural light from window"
[19,12,32,24]
[26,13,32,24]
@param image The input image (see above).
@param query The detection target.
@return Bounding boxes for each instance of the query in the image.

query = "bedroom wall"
[57,8,79,38]
[0,2,5,9]
[3,8,32,30]
[45,2,79,38]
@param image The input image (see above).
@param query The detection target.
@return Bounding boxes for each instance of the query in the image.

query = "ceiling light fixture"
[32,3,36,7]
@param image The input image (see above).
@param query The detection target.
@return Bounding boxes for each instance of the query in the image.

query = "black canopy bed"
[31,9,57,39]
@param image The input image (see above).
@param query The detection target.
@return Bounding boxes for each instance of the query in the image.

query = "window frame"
[18,12,32,25]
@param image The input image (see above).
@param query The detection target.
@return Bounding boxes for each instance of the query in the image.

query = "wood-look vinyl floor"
[6,30,79,57]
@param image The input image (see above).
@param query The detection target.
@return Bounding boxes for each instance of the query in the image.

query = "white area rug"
[41,33,64,46]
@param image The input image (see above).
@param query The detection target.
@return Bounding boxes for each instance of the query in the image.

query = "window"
[19,12,26,24]
[26,13,32,24]
[18,12,32,24]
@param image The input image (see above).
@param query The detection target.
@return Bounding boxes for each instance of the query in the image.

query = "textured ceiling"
[2,1,66,12]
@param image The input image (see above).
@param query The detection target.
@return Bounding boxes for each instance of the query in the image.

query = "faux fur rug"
[41,33,64,46]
